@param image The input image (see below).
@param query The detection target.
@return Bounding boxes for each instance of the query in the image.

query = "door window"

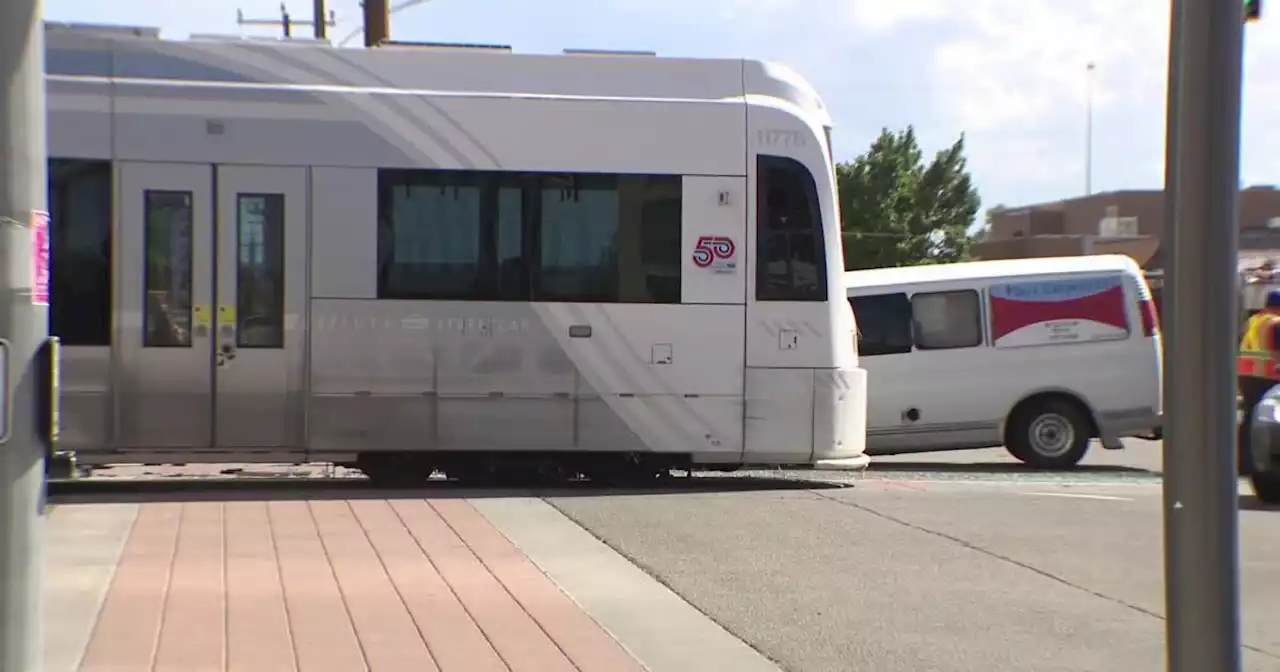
[235,194,286,348]
[142,190,194,348]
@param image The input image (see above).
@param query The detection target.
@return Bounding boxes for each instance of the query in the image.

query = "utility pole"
[237,2,337,40]
[362,0,391,47]
[312,0,329,39]
[1162,0,1247,670]
[0,0,48,669]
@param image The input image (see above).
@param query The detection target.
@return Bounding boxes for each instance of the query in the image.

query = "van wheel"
[1252,471,1280,505]
[1007,399,1092,469]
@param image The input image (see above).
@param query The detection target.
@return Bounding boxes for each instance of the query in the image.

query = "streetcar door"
[117,162,215,448]
[115,162,307,450]
[211,165,308,448]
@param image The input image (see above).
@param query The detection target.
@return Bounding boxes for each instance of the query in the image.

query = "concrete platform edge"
[42,503,139,672]
[471,497,783,672]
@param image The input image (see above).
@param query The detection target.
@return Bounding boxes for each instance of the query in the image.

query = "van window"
[850,293,913,356]
[912,290,983,350]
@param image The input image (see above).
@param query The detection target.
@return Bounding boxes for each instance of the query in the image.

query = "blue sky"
[45,0,1280,215]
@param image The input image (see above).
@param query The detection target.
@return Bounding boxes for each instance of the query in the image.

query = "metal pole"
[1163,0,1246,668]
[282,4,293,38]
[1085,62,1095,196]
[0,0,47,668]
[1161,0,1182,330]
[313,0,327,38]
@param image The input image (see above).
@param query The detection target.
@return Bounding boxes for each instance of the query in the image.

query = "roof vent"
[563,48,657,57]
[380,40,512,52]
[44,21,160,39]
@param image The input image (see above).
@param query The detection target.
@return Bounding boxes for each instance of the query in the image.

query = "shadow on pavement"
[47,472,848,505]
[867,461,1159,476]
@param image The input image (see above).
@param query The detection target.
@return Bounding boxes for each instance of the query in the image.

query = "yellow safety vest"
[1238,312,1280,379]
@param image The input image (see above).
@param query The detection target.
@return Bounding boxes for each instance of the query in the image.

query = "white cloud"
[844,0,950,33]
[844,0,1280,202]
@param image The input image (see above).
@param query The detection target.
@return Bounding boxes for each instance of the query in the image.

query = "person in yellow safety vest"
[1237,290,1280,474]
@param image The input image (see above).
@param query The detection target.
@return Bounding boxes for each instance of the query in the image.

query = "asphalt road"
[865,437,1166,480]
[549,440,1280,672]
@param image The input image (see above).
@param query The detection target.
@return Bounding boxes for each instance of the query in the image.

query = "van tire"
[1006,399,1092,469]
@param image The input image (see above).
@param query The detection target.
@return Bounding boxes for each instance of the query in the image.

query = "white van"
[846,255,1163,469]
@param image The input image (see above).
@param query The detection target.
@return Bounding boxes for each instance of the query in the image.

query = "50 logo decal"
[692,235,737,273]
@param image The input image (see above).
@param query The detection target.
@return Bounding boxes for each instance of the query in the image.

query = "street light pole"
[0,0,48,669]
[1163,0,1246,668]
[1085,62,1095,196]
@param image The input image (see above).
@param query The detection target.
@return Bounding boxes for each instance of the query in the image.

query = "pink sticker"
[31,210,49,306]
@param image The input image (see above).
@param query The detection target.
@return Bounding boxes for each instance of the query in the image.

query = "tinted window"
[378,170,484,299]
[634,179,683,302]
[756,155,827,302]
[911,290,983,350]
[538,174,619,301]
[850,293,913,356]
[378,170,681,303]
[491,180,526,299]
[48,159,112,346]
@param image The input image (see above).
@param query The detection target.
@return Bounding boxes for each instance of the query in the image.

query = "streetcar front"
[741,60,867,470]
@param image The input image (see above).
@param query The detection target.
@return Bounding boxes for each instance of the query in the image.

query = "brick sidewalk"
[72,498,647,672]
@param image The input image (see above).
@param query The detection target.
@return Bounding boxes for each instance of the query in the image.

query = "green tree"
[838,126,981,270]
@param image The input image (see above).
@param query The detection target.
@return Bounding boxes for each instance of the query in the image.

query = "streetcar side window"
[377,170,485,300]
[376,170,682,303]
[535,174,681,303]
[756,155,828,302]
[48,158,113,346]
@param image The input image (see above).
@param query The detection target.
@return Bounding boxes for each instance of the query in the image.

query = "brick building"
[975,185,1280,273]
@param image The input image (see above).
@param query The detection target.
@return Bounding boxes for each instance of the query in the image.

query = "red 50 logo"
[692,235,736,268]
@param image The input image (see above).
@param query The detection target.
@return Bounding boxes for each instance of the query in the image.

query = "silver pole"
[1163,0,1245,667]
[0,0,48,669]
[1085,62,1095,196]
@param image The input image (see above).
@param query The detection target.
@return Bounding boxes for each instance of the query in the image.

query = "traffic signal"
[1246,0,1262,22]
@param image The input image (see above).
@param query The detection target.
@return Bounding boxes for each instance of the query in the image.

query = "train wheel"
[586,463,666,486]
[357,453,432,488]
[446,462,568,487]
[363,466,430,488]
